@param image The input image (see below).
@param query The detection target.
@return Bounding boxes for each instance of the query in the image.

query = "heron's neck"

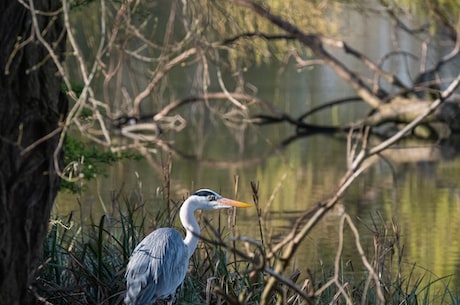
[179,201,200,258]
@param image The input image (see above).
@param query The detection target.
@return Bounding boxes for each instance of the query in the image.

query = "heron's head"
[189,189,251,210]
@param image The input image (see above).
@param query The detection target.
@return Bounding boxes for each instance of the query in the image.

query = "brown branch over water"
[230,0,385,109]
[319,36,409,91]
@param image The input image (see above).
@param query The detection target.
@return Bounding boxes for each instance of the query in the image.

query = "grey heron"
[124,189,251,305]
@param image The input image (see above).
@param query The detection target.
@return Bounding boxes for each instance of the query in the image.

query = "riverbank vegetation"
[35,182,459,304]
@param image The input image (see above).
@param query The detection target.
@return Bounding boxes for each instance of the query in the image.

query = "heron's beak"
[217,197,251,208]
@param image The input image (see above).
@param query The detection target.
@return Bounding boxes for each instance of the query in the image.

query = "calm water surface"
[56,2,460,293]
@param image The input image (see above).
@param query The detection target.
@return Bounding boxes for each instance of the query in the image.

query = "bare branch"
[223,32,296,45]
[20,127,63,156]
[320,36,409,91]
[132,48,198,114]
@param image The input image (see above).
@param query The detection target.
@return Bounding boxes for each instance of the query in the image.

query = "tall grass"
[34,188,459,305]
[36,186,155,305]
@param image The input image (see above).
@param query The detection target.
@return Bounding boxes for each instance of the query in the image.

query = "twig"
[223,32,296,44]
[20,127,63,156]
[314,214,353,305]
[345,214,384,304]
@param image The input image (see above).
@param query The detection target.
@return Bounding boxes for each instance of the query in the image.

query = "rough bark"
[0,0,66,304]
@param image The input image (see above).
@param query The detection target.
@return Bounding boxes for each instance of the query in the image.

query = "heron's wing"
[125,228,189,305]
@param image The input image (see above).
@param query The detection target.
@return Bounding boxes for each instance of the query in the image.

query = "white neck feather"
[179,200,200,258]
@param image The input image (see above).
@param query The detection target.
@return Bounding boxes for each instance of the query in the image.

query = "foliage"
[191,0,339,66]
[395,0,460,23]
[61,136,142,193]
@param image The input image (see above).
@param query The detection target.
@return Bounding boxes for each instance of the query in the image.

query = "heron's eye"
[207,195,216,201]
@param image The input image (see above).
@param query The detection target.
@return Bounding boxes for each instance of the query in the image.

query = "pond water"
[56,1,460,295]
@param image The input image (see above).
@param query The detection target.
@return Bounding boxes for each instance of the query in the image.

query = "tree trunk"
[0,1,66,304]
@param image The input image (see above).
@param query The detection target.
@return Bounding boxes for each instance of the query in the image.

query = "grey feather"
[124,228,188,305]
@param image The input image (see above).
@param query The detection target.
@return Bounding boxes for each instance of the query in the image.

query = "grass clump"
[35,193,149,305]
